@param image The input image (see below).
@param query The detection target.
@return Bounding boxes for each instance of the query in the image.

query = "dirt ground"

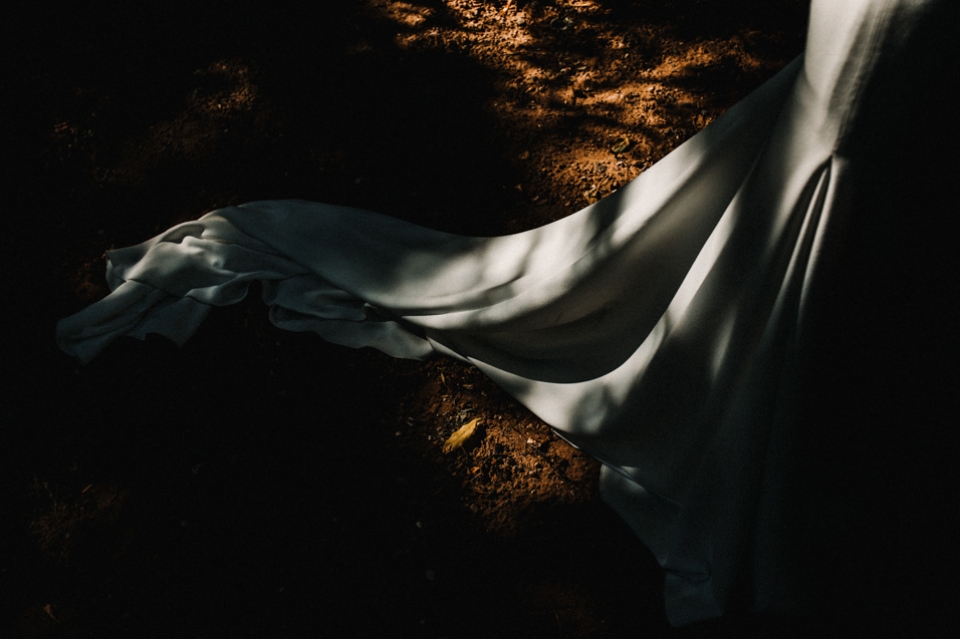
[2,1,954,637]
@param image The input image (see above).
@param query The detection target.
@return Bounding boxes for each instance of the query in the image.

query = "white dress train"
[57,0,946,625]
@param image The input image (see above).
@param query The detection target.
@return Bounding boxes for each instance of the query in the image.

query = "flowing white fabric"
[56,0,941,625]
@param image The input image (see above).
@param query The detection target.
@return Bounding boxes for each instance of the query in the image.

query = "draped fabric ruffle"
[56,0,942,625]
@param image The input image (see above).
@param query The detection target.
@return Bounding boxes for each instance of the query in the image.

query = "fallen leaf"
[442,418,480,453]
[611,136,631,153]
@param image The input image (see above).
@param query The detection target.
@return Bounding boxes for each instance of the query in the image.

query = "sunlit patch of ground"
[370,0,803,225]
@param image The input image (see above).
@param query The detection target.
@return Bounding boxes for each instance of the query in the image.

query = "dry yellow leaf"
[442,418,480,454]
[611,136,632,153]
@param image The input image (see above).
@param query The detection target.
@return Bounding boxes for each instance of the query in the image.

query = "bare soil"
[10,1,949,638]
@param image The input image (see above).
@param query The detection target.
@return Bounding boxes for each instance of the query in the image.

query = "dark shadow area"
[781,1,959,634]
